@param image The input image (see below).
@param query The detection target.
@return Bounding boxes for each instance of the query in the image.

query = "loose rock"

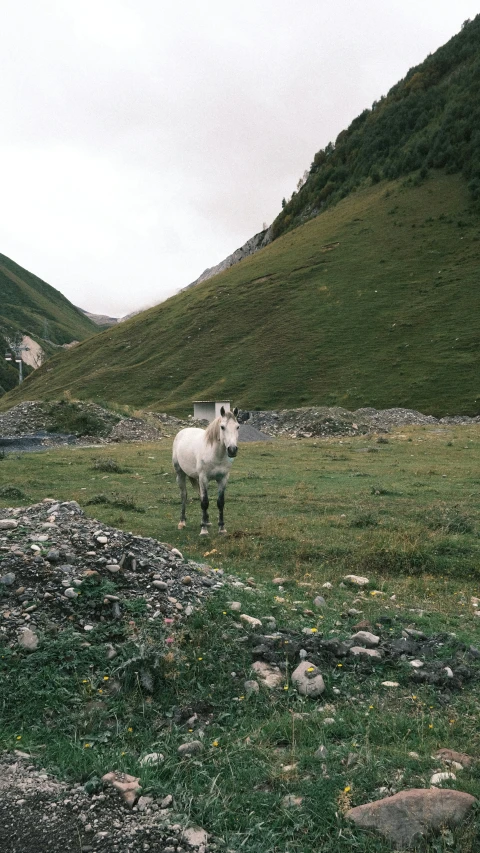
[291,661,325,698]
[346,788,476,849]
[101,771,141,809]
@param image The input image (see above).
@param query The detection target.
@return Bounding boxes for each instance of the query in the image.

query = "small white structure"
[193,400,231,422]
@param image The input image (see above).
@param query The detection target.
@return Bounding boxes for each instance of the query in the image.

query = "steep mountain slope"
[3,171,479,416]
[271,15,480,241]
[0,253,98,394]
[181,15,480,292]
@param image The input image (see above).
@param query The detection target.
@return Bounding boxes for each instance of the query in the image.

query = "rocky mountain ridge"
[184,226,274,290]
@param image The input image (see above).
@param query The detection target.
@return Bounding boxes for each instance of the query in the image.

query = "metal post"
[5,344,29,385]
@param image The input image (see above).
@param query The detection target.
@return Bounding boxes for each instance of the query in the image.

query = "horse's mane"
[204,411,236,445]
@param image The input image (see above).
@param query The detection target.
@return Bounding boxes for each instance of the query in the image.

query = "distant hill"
[0,253,98,395]
[79,309,119,328]
[3,18,480,416]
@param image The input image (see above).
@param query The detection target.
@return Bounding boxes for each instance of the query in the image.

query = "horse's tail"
[189,475,199,491]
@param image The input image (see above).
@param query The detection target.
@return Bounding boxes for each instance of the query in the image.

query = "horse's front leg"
[217,475,228,534]
[199,475,210,536]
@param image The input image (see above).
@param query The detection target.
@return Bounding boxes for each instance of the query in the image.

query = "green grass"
[4,171,480,417]
[1,427,480,851]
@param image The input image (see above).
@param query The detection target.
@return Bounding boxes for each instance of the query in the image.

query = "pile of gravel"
[0,401,120,439]
[0,500,229,645]
[240,406,480,438]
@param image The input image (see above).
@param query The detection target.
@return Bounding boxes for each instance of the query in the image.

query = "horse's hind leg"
[199,474,210,536]
[217,475,228,534]
[174,464,187,529]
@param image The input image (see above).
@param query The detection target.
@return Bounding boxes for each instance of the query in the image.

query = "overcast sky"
[0,1,478,317]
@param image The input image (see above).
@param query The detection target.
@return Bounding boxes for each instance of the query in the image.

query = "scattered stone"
[314,745,328,760]
[344,575,370,587]
[178,741,204,757]
[153,580,168,591]
[0,572,16,586]
[0,519,18,529]
[282,795,303,808]
[313,596,326,608]
[18,628,39,651]
[64,587,77,599]
[291,661,325,698]
[101,771,141,809]
[350,630,380,647]
[430,771,456,785]
[346,788,476,849]
[139,753,165,767]
[403,627,427,639]
[434,749,474,769]
[272,577,287,585]
[244,680,260,696]
[410,660,424,669]
[322,582,333,589]
[181,826,208,848]
[240,614,262,629]
[349,646,382,660]
[382,681,400,688]
[171,548,183,559]
[229,601,242,612]
[181,575,192,585]
[251,660,284,689]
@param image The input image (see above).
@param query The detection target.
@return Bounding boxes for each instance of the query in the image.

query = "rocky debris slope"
[240,406,480,438]
[184,226,273,290]
[0,500,227,646]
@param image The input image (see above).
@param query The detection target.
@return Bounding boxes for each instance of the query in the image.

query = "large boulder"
[291,661,325,698]
[346,788,476,849]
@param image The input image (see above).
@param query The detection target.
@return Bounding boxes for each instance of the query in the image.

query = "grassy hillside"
[0,252,99,394]
[272,15,480,239]
[3,171,480,416]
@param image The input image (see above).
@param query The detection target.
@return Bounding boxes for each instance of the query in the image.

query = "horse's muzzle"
[227,446,238,458]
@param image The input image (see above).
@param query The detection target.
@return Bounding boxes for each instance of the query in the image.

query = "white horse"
[172,406,239,535]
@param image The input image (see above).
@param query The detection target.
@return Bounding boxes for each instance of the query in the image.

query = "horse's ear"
[220,406,225,416]
[233,407,238,417]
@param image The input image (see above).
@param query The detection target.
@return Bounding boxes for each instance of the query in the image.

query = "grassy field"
[1,428,480,851]
[4,171,480,417]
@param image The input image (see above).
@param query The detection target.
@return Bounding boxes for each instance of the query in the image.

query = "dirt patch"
[0,753,215,852]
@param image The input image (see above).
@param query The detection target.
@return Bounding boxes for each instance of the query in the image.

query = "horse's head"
[220,406,239,458]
